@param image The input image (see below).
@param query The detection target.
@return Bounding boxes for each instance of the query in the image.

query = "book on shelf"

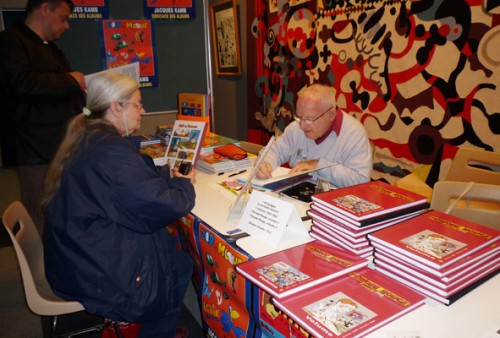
[367,210,500,271]
[177,93,211,132]
[163,119,208,170]
[235,240,368,300]
[311,180,429,224]
[272,267,426,338]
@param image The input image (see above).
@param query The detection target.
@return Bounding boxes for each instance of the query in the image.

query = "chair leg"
[112,321,124,338]
[41,315,56,338]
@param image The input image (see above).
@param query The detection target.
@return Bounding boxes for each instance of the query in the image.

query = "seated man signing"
[256,84,372,188]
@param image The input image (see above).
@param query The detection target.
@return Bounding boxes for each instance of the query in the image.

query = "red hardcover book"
[309,230,373,258]
[367,210,500,270]
[312,223,370,246]
[310,203,427,229]
[235,240,367,300]
[373,243,500,282]
[311,181,428,223]
[375,264,499,305]
[273,267,426,338]
[308,206,425,235]
[374,252,500,293]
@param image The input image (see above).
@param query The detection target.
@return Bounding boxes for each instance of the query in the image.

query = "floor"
[0,167,204,337]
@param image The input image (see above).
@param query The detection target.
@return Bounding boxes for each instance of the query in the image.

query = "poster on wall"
[70,0,109,20]
[143,0,195,20]
[100,20,159,88]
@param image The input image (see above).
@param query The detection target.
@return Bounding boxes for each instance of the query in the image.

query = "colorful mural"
[250,0,499,186]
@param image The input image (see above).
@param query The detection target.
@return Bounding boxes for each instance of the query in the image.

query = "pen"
[228,169,247,177]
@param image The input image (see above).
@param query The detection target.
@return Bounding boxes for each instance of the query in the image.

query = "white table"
[192,170,500,338]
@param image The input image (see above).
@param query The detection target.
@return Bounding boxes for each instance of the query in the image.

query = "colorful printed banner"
[199,222,254,337]
[70,0,109,20]
[143,0,196,20]
[100,20,159,88]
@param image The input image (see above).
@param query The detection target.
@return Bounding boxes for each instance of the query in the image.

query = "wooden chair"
[446,148,500,185]
[2,201,123,337]
[430,181,500,230]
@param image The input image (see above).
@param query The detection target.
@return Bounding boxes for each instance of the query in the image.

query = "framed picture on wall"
[210,0,241,75]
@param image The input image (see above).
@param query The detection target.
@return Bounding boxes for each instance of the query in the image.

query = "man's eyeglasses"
[294,106,333,126]
[122,102,144,109]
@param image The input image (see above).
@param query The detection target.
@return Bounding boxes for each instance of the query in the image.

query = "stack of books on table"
[236,240,426,337]
[368,210,500,305]
[308,181,429,258]
[196,151,253,174]
[200,133,239,154]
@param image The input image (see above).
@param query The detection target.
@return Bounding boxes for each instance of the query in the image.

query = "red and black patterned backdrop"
[247,0,499,186]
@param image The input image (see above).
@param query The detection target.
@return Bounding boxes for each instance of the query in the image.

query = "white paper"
[238,190,308,248]
[84,62,140,86]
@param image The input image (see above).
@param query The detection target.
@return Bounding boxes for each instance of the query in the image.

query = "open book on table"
[235,164,337,192]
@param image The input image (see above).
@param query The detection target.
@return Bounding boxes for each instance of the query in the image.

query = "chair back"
[430,182,500,231]
[239,141,264,155]
[446,148,500,185]
[2,201,84,315]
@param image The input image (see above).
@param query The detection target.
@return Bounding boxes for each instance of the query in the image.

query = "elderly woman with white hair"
[41,71,195,337]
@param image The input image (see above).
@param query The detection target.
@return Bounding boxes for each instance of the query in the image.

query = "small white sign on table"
[238,190,309,248]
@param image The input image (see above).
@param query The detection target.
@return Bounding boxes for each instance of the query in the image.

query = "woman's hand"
[172,167,197,184]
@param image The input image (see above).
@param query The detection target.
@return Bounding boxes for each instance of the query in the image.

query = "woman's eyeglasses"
[122,102,144,109]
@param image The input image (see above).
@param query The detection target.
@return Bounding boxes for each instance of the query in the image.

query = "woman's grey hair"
[86,72,139,117]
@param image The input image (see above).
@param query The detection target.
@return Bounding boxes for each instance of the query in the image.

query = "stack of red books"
[368,210,500,305]
[308,181,429,258]
[273,267,426,338]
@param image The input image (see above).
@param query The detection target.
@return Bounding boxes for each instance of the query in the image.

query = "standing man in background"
[256,84,372,188]
[0,0,86,236]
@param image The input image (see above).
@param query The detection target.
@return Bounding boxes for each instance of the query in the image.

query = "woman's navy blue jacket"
[44,125,195,323]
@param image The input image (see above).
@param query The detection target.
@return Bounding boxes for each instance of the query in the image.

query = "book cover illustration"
[256,262,310,288]
[331,195,381,215]
[139,142,167,166]
[273,268,426,338]
[312,181,428,222]
[304,291,376,335]
[164,120,207,169]
[401,230,467,259]
[368,210,500,269]
[218,179,245,195]
[236,240,368,299]
[202,133,238,151]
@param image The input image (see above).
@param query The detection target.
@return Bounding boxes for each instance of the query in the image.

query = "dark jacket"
[0,22,84,166]
[44,125,196,322]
